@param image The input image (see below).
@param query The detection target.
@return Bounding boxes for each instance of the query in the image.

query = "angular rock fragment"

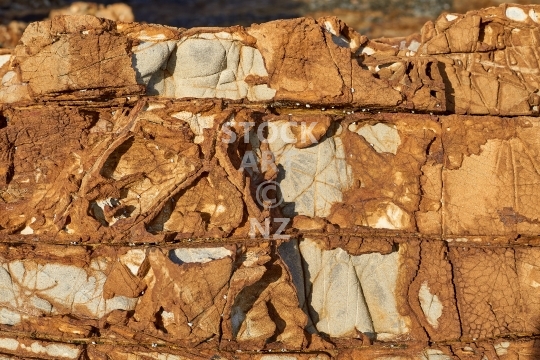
[419,4,540,115]
[15,16,138,97]
[127,246,232,345]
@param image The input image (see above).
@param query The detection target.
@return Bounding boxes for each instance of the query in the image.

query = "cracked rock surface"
[1,4,540,359]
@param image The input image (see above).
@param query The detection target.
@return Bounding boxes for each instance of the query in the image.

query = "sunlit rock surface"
[1,4,540,359]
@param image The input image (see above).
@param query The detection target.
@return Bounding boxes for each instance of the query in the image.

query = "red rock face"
[1,5,540,359]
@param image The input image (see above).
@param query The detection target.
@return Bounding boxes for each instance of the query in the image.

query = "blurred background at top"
[1,0,540,48]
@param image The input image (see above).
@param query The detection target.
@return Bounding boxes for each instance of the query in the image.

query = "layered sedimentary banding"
[1,4,540,359]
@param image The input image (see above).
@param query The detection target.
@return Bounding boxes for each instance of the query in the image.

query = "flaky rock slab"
[2,102,540,241]
[3,4,540,114]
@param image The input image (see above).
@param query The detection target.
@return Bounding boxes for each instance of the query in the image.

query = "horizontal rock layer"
[1,4,540,359]
[1,4,540,114]
[0,5,540,115]
[1,100,540,241]
[0,241,539,359]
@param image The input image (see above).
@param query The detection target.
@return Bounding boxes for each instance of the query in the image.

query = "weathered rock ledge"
[1,4,540,359]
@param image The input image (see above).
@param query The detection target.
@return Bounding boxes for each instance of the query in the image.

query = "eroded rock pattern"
[1,4,540,359]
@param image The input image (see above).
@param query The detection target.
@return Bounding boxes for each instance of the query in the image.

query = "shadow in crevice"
[230,261,282,338]
[80,109,101,129]
[0,113,7,129]
[278,239,320,335]
[100,136,135,179]
[266,300,286,343]
[275,164,296,217]
[437,61,456,113]
[298,245,319,331]
[154,306,169,334]
[168,249,184,265]
[0,113,14,186]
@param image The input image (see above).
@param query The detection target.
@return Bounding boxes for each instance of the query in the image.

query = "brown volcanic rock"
[1,5,540,360]
[420,5,540,115]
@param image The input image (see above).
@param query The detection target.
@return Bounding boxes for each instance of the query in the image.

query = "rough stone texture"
[442,115,540,236]
[1,4,540,359]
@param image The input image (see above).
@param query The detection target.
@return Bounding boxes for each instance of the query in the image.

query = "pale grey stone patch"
[418,281,443,328]
[0,54,10,68]
[419,349,453,360]
[530,9,540,23]
[506,6,528,21]
[0,267,16,308]
[132,40,177,85]
[366,201,411,230]
[494,341,510,356]
[0,308,21,326]
[299,238,409,340]
[0,67,31,104]
[0,338,18,351]
[174,38,227,79]
[131,34,276,101]
[31,343,81,359]
[348,122,401,155]
[353,251,407,340]
[170,247,232,264]
[1,70,16,86]
[29,296,53,314]
[263,123,353,218]
[0,259,138,319]
[171,111,214,144]
[119,249,147,276]
[0,338,81,359]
